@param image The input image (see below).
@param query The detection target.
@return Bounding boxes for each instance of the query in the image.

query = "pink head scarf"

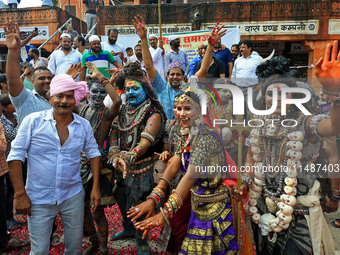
[50,74,89,105]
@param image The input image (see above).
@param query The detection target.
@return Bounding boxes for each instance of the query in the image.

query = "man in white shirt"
[8,75,101,255]
[148,34,165,80]
[231,39,260,120]
[128,45,144,68]
[28,48,48,68]
[73,36,86,55]
[48,34,82,78]
[231,40,260,87]
[101,28,126,67]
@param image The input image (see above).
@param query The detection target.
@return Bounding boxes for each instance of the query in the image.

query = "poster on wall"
[0,26,49,42]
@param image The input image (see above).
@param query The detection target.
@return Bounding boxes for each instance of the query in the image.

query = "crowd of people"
[0,13,339,255]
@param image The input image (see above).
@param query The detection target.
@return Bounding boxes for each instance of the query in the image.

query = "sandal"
[7,219,22,232]
[331,218,340,228]
[0,239,29,253]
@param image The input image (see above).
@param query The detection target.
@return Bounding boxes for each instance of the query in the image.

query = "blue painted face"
[125,80,147,106]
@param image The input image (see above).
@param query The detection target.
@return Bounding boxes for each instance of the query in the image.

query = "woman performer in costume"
[108,62,166,255]
[236,41,340,255]
[132,81,240,254]
[128,18,255,254]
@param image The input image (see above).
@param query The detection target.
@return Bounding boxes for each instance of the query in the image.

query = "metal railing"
[39,19,96,59]
[38,18,73,56]
[84,23,97,41]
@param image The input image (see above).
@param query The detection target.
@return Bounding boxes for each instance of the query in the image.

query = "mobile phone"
[35,27,38,32]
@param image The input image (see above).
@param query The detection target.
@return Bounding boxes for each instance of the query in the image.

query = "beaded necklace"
[116,99,152,150]
[79,104,106,142]
[118,99,151,132]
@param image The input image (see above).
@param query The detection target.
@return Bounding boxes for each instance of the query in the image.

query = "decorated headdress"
[176,86,202,111]
[175,77,209,134]
[167,61,185,73]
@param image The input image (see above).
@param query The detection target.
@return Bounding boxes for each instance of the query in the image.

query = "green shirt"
[82,49,116,78]
[23,77,34,91]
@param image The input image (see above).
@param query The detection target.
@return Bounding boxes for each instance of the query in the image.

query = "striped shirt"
[82,49,117,78]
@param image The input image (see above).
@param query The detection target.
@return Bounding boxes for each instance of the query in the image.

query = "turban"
[167,61,185,73]
[50,74,89,106]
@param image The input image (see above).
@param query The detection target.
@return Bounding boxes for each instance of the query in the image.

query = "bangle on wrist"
[14,190,26,199]
[160,207,170,225]
[160,176,171,186]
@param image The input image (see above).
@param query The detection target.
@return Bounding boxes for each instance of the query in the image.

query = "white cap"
[149,34,157,39]
[60,33,71,39]
[169,35,179,45]
[89,35,101,43]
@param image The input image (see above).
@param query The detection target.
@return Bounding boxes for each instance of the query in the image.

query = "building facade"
[95,0,340,88]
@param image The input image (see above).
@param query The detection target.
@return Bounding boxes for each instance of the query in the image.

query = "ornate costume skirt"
[179,202,238,255]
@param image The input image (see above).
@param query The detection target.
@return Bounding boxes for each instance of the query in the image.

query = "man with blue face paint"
[78,62,122,255]
[125,80,147,106]
[107,62,166,255]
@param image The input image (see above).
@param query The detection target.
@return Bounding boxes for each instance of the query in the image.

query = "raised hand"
[107,68,121,85]
[132,16,147,39]
[31,30,38,38]
[315,40,340,90]
[66,63,84,79]
[24,66,34,76]
[4,21,21,51]
[85,61,103,79]
[208,22,227,46]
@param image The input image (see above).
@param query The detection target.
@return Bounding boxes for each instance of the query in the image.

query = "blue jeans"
[28,189,85,255]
